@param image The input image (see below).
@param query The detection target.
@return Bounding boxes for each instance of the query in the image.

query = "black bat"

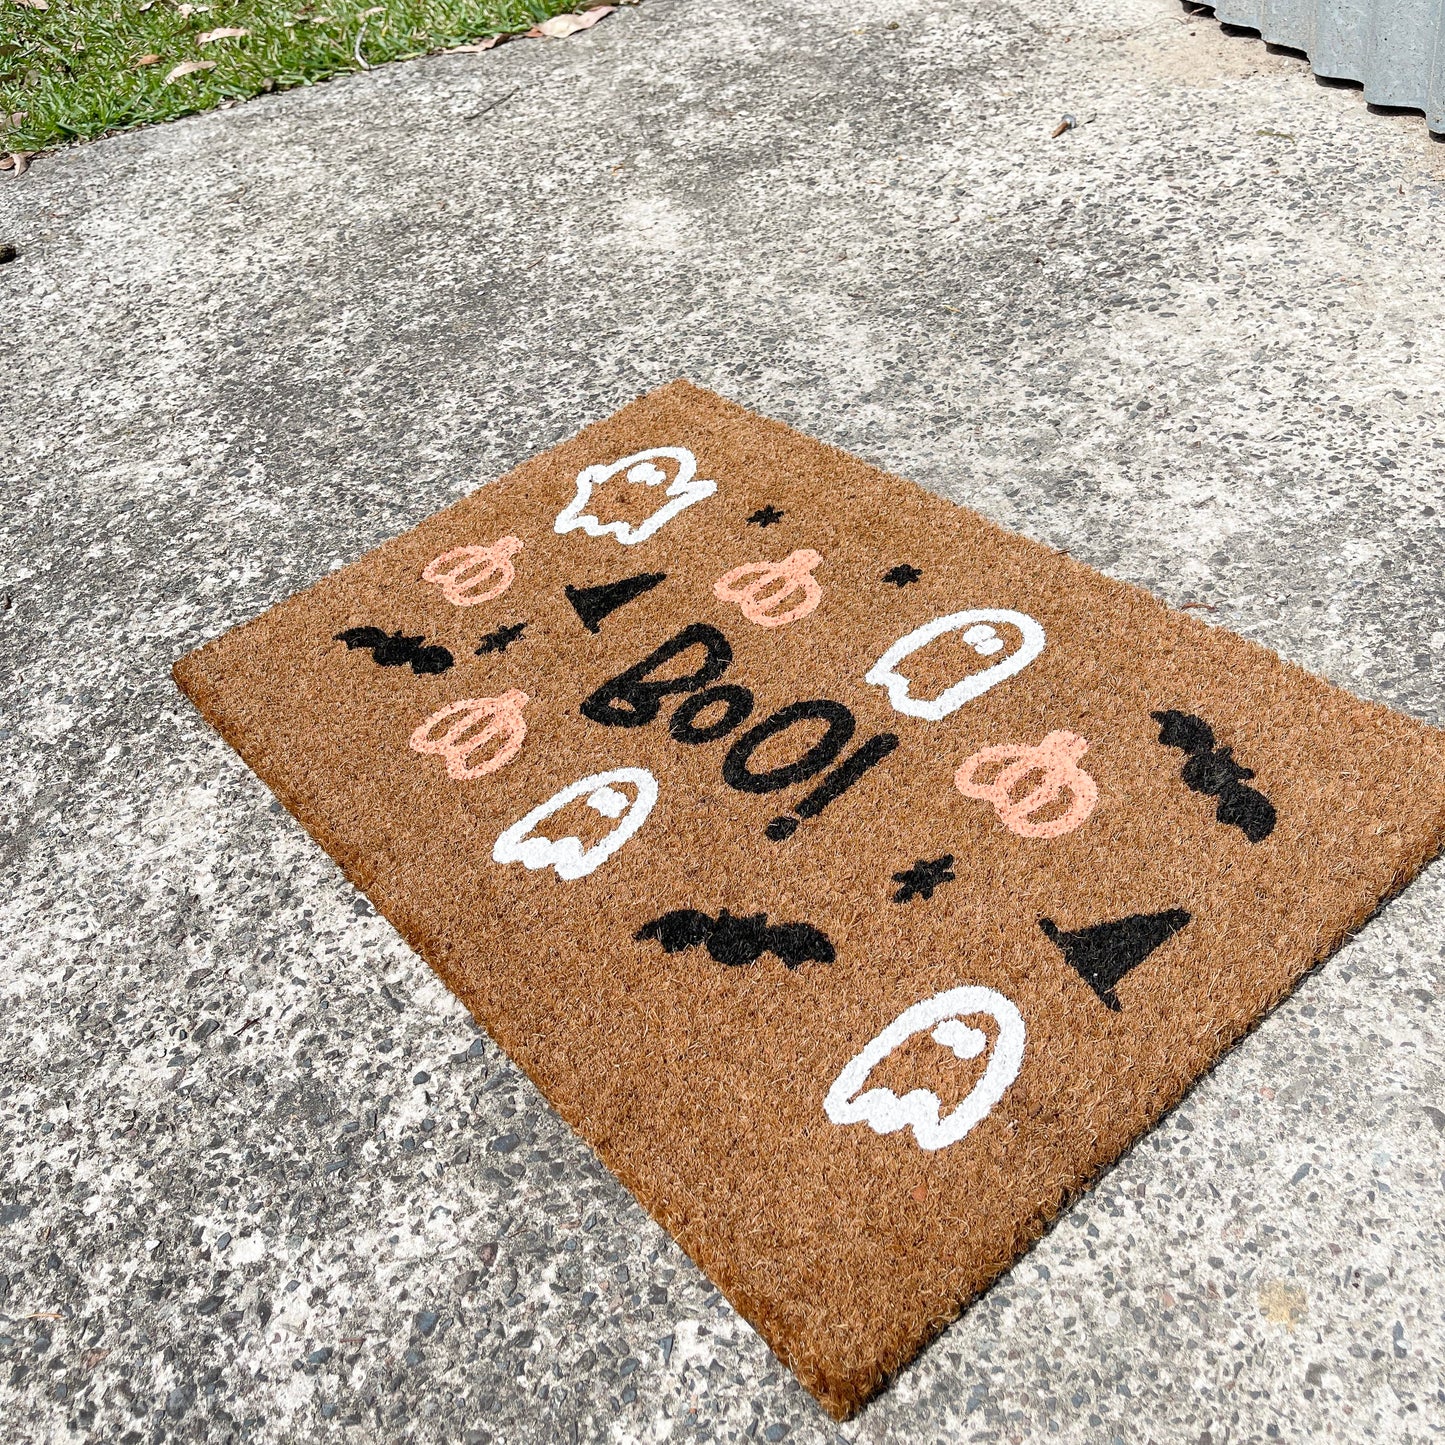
[335,626,453,675]
[635,908,835,969]
[1151,709,1276,843]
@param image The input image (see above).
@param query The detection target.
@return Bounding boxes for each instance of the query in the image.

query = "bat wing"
[1216,784,1276,843]
[767,922,836,968]
[336,626,389,650]
[1151,709,1215,755]
[635,909,714,954]
[410,644,454,675]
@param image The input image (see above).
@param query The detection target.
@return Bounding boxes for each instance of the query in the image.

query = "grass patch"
[0,0,602,154]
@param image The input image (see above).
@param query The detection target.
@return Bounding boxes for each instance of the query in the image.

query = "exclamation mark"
[766,733,900,840]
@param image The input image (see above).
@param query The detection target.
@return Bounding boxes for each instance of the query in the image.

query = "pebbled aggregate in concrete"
[1,0,1443,1441]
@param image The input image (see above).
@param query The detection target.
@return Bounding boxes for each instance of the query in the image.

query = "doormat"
[173,381,1445,1419]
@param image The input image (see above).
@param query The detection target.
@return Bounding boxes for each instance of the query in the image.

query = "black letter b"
[580,623,733,728]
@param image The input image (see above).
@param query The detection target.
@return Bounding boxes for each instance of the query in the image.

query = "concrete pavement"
[2,0,1444,1440]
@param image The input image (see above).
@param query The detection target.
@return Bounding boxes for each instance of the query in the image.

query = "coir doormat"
[174,381,1445,1418]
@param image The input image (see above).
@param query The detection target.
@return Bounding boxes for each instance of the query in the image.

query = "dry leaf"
[12,0,49,10]
[530,5,615,39]
[3,152,33,175]
[133,53,162,66]
[165,59,218,81]
[446,34,501,52]
[357,5,384,14]
[174,4,211,15]
[197,25,248,41]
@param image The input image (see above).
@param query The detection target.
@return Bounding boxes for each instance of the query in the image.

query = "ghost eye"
[587,785,631,818]
[625,462,669,486]
[962,624,1005,656]
[931,1019,987,1059]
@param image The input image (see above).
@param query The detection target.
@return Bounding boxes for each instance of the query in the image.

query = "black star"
[891,854,956,904]
[476,621,526,655]
[747,505,784,528]
[883,563,922,588]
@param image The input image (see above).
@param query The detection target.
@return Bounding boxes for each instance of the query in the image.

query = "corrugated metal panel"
[1207,0,1445,133]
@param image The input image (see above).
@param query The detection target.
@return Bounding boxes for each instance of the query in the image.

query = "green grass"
[0,0,598,154]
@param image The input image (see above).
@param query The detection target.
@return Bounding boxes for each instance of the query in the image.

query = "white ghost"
[823,986,1026,1151]
[865,609,1046,721]
[492,768,659,881]
[553,447,718,546]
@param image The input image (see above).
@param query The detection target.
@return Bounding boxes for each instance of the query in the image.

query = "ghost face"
[554,447,718,546]
[865,609,1046,721]
[824,986,1026,1151]
[492,768,659,881]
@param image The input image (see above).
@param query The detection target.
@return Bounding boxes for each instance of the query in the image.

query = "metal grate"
[1204,0,1445,134]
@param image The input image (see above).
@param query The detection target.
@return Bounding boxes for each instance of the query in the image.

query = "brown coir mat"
[174,381,1445,1418]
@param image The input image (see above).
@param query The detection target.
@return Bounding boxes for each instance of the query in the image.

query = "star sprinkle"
[476,621,527,655]
[891,854,956,903]
[747,505,785,528]
[882,564,922,587]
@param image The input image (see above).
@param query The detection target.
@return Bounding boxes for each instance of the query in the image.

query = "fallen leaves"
[165,59,217,81]
[12,0,49,9]
[133,53,162,66]
[0,152,33,176]
[445,7,615,56]
[528,5,615,39]
[447,5,616,54]
[197,26,249,41]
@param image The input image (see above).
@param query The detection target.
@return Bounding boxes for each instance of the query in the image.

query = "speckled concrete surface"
[2,1,1444,1440]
